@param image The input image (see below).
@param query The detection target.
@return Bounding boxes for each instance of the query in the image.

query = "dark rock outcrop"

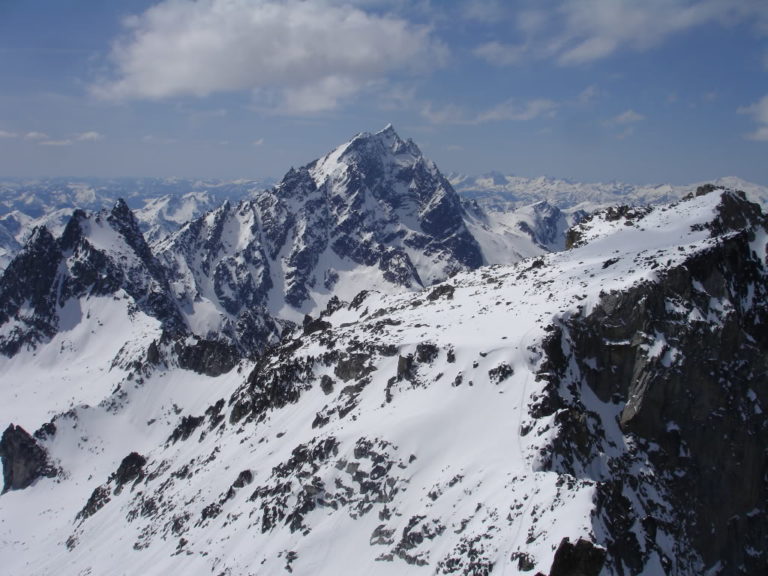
[0,424,57,492]
[175,338,239,377]
[540,538,606,576]
[112,452,147,490]
[538,191,768,574]
[0,200,185,357]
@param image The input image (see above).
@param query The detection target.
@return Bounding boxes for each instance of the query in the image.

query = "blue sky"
[0,0,767,184]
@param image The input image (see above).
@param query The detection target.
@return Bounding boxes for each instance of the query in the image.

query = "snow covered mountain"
[0,199,184,357]
[155,125,484,351]
[1,182,766,575]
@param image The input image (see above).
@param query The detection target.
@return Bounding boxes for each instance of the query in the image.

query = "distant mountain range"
[3,170,766,275]
[449,172,768,212]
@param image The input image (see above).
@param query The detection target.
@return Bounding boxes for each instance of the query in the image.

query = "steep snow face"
[0,295,162,431]
[2,188,764,576]
[463,199,585,264]
[157,126,483,351]
[0,200,182,356]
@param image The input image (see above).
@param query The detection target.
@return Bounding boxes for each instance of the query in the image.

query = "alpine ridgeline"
[0,199,184,357]
[1,179,766,575]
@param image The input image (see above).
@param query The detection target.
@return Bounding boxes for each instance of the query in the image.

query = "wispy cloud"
[24,131,49,140]
[609,109,645,125]
[474,0,768,66]
[142,135,178,145]
[39,139,74,147]
[252,138,265,147]
[422,98,558,126]
[604,109,645,139]
[473,41,527,66]
[421,102,466,125]
[3,129,103,145]
[476,99,558,123]
[578,85,600,104]
[738,95,768,141]
[92,0,446,114]
[462,0,510,23]
[76,131,104,142]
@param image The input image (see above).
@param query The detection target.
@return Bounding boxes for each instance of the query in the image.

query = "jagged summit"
[308,124,428,193]
[0,201,183,356]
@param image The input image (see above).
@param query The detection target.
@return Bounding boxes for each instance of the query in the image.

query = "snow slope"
[2,187,764,575]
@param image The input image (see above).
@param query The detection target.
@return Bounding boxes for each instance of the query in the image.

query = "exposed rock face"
[0,424,57,492]
[113,452,147,489]
[0,227,62,355]
[174,338,240,376]
[157,125,483,352]
[538,190,768,575]
[543,538,606,576]
[0,200,184,357]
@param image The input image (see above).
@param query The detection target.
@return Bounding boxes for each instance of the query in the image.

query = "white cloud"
[475,0,768,66]
[39,139,74,147]
[422,98,558,125]
[616,127,636,140]
[24,131,49,140]
[92,0,446,114]
[604,109,645,139]
[738,95,768,141]
[142,135,178,144]
[746,126,768,141]
[578,84,600,104]
[376,84,417,111]
[421,102,466,125]
[76,131,104,142]
[610,109,645,125]
[0,130,17,138]
[475,99,558,123]
[473,41,527,66]
[252,138,265,146]
[463,0,509,23]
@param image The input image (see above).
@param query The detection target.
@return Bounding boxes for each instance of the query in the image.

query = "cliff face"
[0,425,57,493]
[537,190,768,574]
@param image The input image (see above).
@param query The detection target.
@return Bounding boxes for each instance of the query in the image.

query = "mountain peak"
[26,225,56,248]
[338,124,421,164]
